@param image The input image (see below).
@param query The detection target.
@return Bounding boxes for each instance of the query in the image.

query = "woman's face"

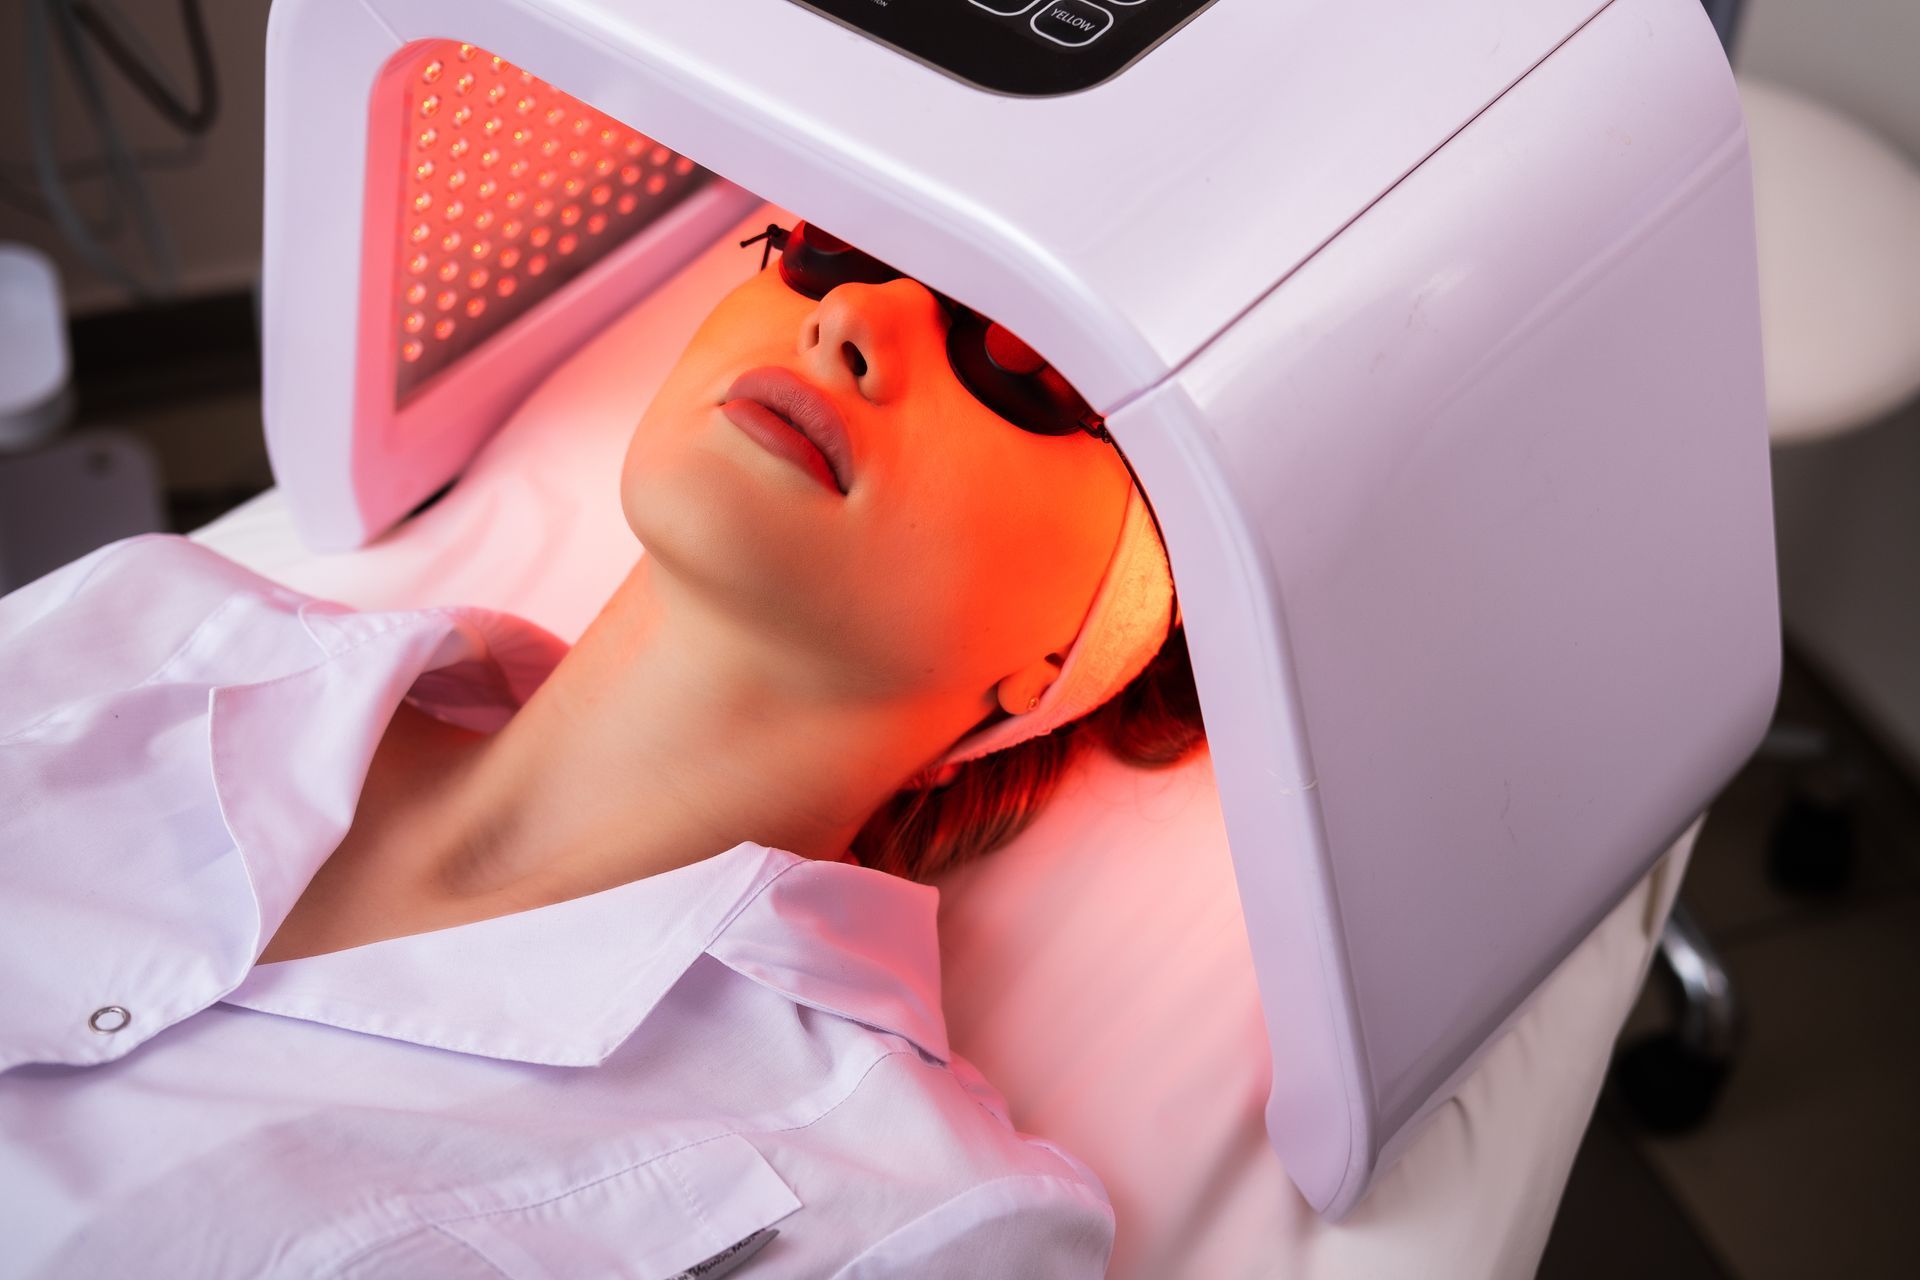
[620,255,1133,725]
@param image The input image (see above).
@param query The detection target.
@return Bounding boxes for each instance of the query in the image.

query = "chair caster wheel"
[1766,791,1857,893]
[1612,1033,1730,1135]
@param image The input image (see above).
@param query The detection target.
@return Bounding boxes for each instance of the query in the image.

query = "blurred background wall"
[1736,0,1920,784]
[0,0,267,314]
[1739,0,1920,155]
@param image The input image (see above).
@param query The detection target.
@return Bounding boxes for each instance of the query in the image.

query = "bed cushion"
[191,202,1687,1278]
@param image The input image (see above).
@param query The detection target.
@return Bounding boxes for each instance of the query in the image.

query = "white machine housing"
[260,0,1778,1217]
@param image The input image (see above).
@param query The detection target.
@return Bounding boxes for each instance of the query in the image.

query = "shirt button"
[88,1005,132,1034]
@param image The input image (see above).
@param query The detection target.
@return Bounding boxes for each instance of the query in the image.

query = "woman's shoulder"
[762,1042,1115,1276]
[770,1030,1113,1201]
[0,533,340,738]
[911,1043,1113,1199]
[2,532,317,636]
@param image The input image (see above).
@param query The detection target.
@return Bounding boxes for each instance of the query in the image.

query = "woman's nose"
[802,279,940,403]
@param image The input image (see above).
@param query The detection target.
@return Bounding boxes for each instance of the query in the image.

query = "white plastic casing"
[260,0,1777,1217]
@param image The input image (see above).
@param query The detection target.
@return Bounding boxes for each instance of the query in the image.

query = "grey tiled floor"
[1543,653,1920,1279]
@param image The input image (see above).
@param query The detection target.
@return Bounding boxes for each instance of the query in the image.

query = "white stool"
[1738,76,1920,444]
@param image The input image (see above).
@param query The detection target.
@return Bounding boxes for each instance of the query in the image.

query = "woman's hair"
[849,621,1206,884]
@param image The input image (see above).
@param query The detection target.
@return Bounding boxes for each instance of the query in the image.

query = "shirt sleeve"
[829,1173,1116,1279]
[0,535,145,738]
[0,533,291,740]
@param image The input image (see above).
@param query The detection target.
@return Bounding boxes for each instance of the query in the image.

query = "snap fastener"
[88,1005,132,1034]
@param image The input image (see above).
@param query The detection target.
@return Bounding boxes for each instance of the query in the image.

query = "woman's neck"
[390,554,974,909]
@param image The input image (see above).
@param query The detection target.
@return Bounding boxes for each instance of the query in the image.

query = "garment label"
[664,1227,779,1280]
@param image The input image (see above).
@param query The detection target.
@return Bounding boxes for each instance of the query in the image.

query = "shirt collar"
[210,602,950,1068]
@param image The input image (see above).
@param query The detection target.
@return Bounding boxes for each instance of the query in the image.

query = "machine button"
[1031,0,1114,46]
[970,0,1043,13]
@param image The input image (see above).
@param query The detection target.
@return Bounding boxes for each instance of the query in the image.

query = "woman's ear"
[918,760,963,790]
[995,651,1065,716]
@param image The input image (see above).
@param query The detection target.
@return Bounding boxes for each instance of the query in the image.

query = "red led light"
[386,38,713,399]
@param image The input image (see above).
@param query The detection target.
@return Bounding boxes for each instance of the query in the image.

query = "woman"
[0,221,1202,1278]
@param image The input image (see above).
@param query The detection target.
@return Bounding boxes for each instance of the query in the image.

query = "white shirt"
[0,534,1115,1279]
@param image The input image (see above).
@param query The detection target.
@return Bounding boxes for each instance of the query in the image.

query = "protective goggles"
[740,221,1112,444]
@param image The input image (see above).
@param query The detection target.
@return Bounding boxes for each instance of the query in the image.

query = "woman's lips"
[719,398,842,494]
[719,366,854,496]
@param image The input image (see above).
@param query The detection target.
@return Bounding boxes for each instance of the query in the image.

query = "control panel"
[781,1,1223,96]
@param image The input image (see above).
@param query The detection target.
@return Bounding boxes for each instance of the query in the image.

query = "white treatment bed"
[190,208,1697,1278]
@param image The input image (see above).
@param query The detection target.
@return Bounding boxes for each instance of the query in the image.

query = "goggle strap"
[738,223,791,271]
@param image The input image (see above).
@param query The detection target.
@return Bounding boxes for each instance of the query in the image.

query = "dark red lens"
[983,324,1046,375]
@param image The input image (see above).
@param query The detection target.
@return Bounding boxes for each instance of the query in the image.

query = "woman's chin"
[621,443,836,588]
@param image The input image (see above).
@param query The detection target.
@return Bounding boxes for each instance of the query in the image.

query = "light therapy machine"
[257,0,1777,1220]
